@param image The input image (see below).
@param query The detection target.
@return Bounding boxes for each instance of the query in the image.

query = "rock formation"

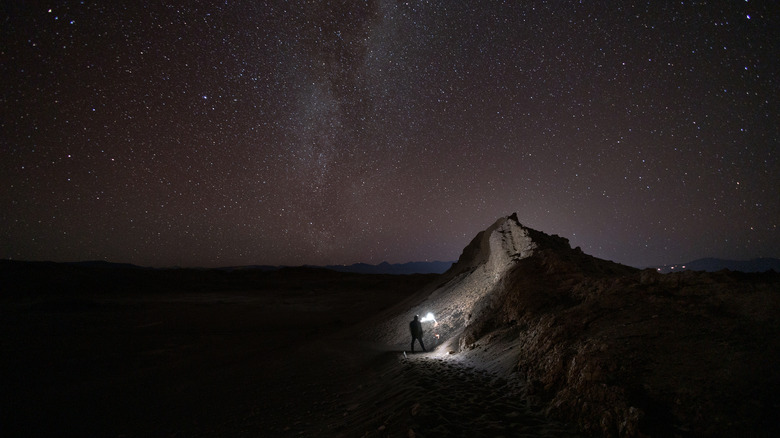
[368,213,546,347]
[366,213,780,437]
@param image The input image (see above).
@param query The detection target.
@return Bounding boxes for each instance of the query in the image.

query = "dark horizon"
[3,2,778,268]
[1,256,454,270]
[5,253,780,274]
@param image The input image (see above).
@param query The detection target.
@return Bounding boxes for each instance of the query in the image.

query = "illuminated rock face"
[365,214,780,437]
[368,213,551,350]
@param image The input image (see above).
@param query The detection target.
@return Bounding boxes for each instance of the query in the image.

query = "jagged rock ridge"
[367,213,626,351]
[368,213,552,348]
[366,214,780,437]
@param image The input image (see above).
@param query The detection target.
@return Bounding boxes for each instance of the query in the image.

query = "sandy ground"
[300,348,582,438]
[243,332,582,438]
[0,267,580,437]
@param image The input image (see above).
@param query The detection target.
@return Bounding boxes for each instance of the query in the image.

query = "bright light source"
[420,312,436,323]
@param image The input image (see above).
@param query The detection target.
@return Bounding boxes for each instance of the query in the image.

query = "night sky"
[2,1,778,268]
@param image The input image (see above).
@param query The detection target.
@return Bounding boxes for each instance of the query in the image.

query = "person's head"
[414,315,419,321]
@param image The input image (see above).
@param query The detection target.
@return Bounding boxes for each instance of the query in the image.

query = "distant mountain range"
[24,257,780,275]
[651,258,780,274]
[220,261,454,275]
[319,261,454,275]
[65,260,145,270]
[6,260,456,275]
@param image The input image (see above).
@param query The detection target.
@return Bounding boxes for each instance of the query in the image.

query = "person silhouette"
[409,315,426,353]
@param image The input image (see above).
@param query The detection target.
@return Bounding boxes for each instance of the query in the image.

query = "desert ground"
[1,262,580,437]
[3,215,779,438]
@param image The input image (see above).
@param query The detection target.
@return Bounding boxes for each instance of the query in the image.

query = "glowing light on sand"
[420,312,436,323]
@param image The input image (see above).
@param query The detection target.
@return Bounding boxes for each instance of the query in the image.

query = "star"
[0,0,776,267]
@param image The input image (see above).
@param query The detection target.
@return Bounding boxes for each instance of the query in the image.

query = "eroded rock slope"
[367,214,780,437]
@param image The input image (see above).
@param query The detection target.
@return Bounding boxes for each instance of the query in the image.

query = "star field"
[2,1,778,268]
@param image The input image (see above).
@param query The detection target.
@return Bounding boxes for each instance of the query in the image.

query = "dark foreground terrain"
[3,246,779,437]
[1,261,440,436]
[2,261,580,437]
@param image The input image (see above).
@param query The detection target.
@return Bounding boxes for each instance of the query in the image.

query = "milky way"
[2,1,778,268]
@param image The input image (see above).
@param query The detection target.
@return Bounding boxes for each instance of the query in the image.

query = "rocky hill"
[365,214,780,437]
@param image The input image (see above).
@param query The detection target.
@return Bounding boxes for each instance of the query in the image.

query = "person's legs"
[410,336,425,353]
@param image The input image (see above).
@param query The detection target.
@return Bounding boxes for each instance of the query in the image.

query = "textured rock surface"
[365,213,541,348]
[366,214,780,437]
